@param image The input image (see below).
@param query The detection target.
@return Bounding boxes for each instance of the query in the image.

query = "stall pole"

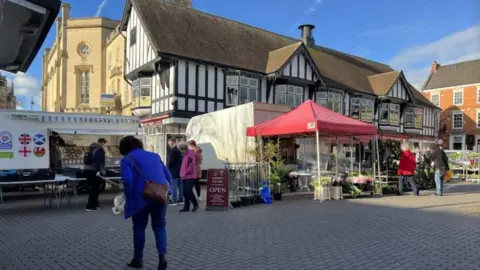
[375,135,382,196]
[335,137,339,180]
[372,138,376,184]
[350,137,354,174]
[316,130,321,179]
[358,141,362,174]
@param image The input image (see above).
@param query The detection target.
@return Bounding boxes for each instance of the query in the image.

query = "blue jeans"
[398,176,418,195]
[434,169,444,195]
[171,178,183,202]
[132,202,167,259]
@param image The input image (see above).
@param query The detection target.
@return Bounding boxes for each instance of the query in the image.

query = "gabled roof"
[423,59,480,90]
[265,42,302,74]
[368,71,401,96]
[122,0,437,109]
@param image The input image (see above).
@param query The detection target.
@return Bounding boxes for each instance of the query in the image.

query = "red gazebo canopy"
[246,100,377,137]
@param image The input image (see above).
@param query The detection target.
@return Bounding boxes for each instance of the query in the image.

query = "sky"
[5,0,480,110]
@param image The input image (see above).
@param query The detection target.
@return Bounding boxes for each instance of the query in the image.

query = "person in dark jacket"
[84,138,107,211]
[167,138,183,205]
[427,143,449,196]
[397,143,419,196]
[120,136,170,270]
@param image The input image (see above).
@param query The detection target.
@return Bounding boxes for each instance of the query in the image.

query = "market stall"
[246,100,379,201]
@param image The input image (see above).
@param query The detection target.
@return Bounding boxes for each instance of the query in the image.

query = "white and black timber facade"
[120,0,440,159]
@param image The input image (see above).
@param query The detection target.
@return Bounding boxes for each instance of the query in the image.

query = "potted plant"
[330,179,343,200]
[269,173,282,201]
[313,176,331,201]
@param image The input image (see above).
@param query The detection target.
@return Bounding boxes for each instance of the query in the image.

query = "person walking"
[397,143,419,196]
[427,143,449,196]
[119,136,171,270]
[83,138,107,211]
[179,142,199,212]
[188,140,203,201]
[167,138,183,205]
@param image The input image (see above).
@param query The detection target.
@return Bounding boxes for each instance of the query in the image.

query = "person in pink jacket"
[188,140,203,201]
[179,143,198,212]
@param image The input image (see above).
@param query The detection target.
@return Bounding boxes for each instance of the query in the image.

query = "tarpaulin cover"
[246,100,377,137]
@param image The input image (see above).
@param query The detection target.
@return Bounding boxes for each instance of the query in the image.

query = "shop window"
[350,98,374,122]
[275,85,303,107]
[316,91,342,113]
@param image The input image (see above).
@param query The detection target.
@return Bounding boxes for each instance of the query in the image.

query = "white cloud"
[95,0,108,17]
[291,0,323,32]
[390,24,480,89]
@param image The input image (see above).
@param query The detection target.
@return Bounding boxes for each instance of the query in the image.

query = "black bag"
[83,148,99,165]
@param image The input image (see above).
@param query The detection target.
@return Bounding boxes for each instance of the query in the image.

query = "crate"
[37,169,56,180]
[0,170,19,182]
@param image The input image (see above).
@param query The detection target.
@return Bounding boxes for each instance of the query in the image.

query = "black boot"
[158,255,167,270]
[127,258,143,269]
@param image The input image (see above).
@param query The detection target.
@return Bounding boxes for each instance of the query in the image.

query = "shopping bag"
[112,193,125,215]
[444,170,453,182]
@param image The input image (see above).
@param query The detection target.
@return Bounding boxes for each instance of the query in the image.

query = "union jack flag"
[18,134,31,145]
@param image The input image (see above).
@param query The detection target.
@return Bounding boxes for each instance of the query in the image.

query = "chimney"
[168,0,193,8]
[61,3,71,19]
[298,24,315,47]
[431,61,440,73]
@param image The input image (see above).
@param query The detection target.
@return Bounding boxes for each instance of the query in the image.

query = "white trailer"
[185,102,291,173]
[0,110,141,171]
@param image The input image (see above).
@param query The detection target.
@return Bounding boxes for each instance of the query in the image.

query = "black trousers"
[182,179,198,210]
[194,178,201,197]
[85,171,101,209]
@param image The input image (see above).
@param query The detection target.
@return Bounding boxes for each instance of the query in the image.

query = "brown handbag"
[127,156,170,204]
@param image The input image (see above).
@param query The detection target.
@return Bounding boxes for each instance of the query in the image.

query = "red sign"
[206,169,229,211]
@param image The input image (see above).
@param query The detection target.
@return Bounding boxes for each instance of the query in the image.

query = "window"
[379,103,400,126]
[453,89,463,105]
[130,27,137,46]
[108,53,112,70]
[80,71,90,104]
[132,77,151,107]
[477,109,480,128]
[226,75,259,106]
[116,47,121,64]
[405,107,424,129]
[350,98,374,122]
[316,91,342,113]
[434,113,440,132]
[452,111,463,129]
[477,86,480,103]
[275,85,303,107]
[430,93,440,106]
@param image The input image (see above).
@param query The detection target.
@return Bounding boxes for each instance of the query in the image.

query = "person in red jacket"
[397,143,419,196]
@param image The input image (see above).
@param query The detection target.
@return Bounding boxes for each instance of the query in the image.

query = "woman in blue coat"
[119,136,171,270]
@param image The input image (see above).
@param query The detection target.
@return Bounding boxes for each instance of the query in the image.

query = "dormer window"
[379,103,400,126]
[226,75,259,106]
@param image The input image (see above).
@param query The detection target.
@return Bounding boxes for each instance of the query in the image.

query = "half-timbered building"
[120,0,440,159]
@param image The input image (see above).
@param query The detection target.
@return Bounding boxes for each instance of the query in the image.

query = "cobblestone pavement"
[1,184,480,270]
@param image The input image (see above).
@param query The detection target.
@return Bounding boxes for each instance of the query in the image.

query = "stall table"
[0,175,122,209]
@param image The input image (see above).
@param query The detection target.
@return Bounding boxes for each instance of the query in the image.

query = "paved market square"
[1,183,480,270]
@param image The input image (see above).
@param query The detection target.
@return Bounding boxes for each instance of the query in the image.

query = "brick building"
[422,59,480,150]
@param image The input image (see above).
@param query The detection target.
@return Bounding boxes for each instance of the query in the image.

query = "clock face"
[78,44,90,57]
